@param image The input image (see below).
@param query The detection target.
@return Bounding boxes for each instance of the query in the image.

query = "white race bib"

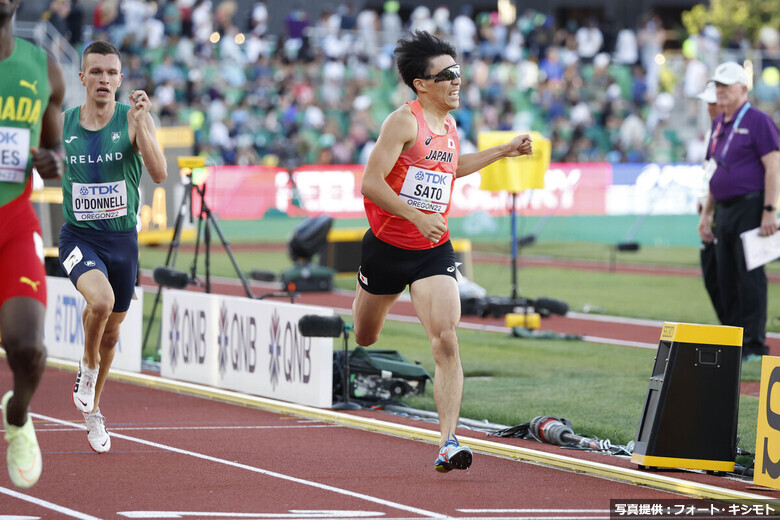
[72,180,128,221]
[0,126,30,183]
[398,166,453,213]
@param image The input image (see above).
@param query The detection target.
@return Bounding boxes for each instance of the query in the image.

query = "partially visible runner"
[0,0,66,488]
[353,30,533,473]
[59,40,167,453]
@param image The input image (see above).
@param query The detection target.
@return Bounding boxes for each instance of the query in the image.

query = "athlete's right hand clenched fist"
[414,212,447,244]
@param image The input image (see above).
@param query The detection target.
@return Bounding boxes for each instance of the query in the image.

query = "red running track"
[2,361,779,519]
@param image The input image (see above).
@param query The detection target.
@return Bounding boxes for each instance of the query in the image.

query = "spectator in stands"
[248,0,268,36]
[575,17,603,63]
[45,0,70,39]
[66,0,84,45]
[613,24,638,65]
[637,13,665,95]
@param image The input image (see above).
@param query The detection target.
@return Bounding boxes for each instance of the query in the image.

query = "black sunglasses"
[422,64,461,82]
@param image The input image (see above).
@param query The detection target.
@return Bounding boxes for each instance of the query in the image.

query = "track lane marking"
[118,511,385,518]
[29,425,341,433]
[0,486,102,520]
[457,509,611,515]
[29,412,447,519]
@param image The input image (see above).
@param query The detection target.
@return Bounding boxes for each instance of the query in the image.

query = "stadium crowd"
[41,0,780,168]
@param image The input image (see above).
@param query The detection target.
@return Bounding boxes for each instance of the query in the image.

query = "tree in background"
[682,0,780,45]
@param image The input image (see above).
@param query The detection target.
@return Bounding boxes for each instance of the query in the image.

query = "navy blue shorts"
[58,223,139,313]
[358,229,457,295]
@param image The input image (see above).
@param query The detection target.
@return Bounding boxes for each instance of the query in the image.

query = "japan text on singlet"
[364,99,459,250]
[62,103,143,231]
[0,37,50,207]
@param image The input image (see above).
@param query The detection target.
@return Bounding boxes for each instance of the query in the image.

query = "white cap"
[711,61,749,86]
[696,81,717,103]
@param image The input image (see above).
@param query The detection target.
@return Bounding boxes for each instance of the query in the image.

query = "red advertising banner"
[192,165,286,220]
[192,163,613,220]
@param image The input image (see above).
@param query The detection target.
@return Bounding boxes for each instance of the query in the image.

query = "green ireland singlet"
[62,103,143,231]
[0,37,50,207]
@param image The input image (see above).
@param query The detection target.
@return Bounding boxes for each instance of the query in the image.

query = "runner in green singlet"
[0,0,66,489]
[58,41,166,453]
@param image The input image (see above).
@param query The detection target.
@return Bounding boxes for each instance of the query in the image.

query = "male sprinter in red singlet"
[0,0,66,488]
[353,30,533,473]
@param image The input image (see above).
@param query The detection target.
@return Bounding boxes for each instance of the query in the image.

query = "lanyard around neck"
[711,102,751,159]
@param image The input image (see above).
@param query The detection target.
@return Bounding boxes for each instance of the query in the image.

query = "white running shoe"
[73,361,98,413]
[83,409,110,454]
[2,391,42,488]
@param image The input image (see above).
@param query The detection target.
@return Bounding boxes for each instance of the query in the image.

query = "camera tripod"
[142,158,255,354]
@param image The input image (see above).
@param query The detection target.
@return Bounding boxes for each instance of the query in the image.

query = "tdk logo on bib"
[81,184,121,195]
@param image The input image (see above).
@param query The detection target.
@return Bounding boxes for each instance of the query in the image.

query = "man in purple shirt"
[698,61,780,359]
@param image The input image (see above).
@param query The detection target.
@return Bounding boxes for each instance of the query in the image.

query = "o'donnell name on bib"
[72,180,128,221]
[399,166,453,214]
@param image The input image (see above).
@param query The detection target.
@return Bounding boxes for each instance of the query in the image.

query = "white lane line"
[28,425,340,433]
[458,510,610,514]
[564,312,664,327]
[581,335,657,349]
[0,487,102,520]
[118,511,384,518]
[30,413,447,519]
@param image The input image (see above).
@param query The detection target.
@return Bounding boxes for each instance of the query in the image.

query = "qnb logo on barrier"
[54,294,85,346]
[268,312,281,390]
[168,299,207,371]
[168,301,180,369]
[281,314,311,385]
[218,303,257,378]
[267,311,312,390]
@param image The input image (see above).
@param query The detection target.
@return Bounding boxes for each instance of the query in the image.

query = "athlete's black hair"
[81,40,121,69]
[394,30,457,94]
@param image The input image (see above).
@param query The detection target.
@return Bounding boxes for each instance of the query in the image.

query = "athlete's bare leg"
[352,284,402,347]
[93,311,126,411]
[76,270,114,372]
[0,298,46,425]
[410,275,462,446]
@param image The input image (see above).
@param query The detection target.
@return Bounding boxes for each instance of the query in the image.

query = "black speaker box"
[631,322,743,472]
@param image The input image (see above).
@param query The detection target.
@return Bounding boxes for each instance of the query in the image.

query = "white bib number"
[399,166,453,213]
[72,180,128,221]
[0,126,30,183]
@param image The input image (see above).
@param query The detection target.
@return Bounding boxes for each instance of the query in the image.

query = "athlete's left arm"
[128,89,167,184]
[31,55,66,179]
[455,133,533,178]
[760,149,780,237]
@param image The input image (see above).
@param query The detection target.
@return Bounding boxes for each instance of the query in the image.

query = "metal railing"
[14,20,84,109]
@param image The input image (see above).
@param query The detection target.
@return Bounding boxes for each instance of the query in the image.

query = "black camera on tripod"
[143,156,256,354]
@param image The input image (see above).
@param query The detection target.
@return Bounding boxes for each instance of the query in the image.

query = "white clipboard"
[740,221,780,271]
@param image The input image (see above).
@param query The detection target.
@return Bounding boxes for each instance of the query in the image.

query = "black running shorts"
[357,229,457,295]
